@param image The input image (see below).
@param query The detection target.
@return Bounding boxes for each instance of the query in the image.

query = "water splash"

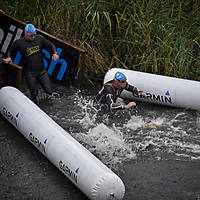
[42,88,200,165]
[73,123,136,167]
[124,115,146,130]
[68,91,136,167]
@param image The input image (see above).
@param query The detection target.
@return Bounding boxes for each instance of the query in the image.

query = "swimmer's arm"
[126,83,147,97]
[106,94,136,110]
[105,94,124,110]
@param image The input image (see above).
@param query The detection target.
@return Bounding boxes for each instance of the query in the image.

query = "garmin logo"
[29,132,47,154]
[134,90,173,104]
[2,107,18,127]
[59,160,79,184]
[145,93,172,104]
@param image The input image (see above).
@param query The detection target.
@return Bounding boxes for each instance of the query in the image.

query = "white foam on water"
[68,92,136,166]
[124,115,166,131]
[74,123,136,166]
[150,117,166,127]
[196,111,200,129]
[122,111,200,161]
[78,112,97,129]
[47,89,200,165]
[124,115,145,130]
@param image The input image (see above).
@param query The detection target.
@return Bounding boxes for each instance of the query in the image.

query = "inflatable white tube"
[104,68,200,111]
[0,86,125,200]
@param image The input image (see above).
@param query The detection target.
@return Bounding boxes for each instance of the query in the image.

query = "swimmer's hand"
[124,102,136,109]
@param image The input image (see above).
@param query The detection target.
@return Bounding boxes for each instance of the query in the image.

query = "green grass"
[1,0,200,82]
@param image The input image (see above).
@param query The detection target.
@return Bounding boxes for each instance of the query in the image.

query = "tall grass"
[1,0,200,81]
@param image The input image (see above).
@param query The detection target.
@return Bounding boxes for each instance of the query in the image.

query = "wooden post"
[16,70,22,89]
[76,52,88,87]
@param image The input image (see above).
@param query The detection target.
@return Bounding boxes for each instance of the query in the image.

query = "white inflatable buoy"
[104,68,200,111]
[0,86,125,200]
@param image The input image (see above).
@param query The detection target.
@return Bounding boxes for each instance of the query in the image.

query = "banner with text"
[0,11,85,86]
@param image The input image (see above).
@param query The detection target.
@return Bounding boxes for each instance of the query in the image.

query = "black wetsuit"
[96,81,137,111]
[7,35,57,101]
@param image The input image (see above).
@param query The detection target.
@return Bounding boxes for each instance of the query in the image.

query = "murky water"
[0,86,200,200]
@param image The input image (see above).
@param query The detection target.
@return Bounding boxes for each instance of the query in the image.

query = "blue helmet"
[25,24,36,34]
[114,72,126,82]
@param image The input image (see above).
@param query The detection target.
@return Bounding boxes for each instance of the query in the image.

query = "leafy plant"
[1,0,200,83]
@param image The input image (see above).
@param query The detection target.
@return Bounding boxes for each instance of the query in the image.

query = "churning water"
[0,85,200,200]
[43,87,200,166]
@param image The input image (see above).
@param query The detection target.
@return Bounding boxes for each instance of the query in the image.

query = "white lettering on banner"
[14,28,23,42]
[0,29,4,46]
[1,32,13,53]
[0,24,23,53]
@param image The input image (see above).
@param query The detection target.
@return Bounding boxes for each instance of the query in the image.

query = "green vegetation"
[1,0,200,82]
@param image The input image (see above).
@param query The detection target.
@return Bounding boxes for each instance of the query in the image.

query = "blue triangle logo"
[16,113,19,118]
[110,193,115,198]
[75,168,79,174]
[44,139,47,144]
[165,91,170,96]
